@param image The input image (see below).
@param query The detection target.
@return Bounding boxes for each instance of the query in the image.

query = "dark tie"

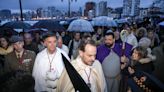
[18,53,22,64]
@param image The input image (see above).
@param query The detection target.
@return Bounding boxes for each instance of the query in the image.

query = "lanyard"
[84,68,92,88]
[47,50,56,72]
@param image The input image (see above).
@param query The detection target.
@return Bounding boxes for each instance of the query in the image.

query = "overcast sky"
[0,0,153,12]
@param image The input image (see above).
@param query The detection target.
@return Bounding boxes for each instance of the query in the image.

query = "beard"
[105,43,113,48]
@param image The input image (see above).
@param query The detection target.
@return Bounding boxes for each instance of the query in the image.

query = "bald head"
[24,33,33,45]
[57,36,63,48]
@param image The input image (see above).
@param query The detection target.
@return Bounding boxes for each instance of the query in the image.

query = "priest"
[96,30,133,92]
[57,40,107,92]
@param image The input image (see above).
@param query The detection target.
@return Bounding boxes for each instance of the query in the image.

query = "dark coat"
[152,43,164,83]
[127,71,164,92]
[121,60,155,92]
[125,61,164,92]
[24,42,39,54]
[0,55,5,75]
[133,61,154,74]
[4,50,36,74]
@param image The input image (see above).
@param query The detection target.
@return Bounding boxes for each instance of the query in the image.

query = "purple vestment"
[96,42,133,63]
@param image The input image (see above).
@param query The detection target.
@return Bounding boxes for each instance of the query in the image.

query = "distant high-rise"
[48,6,56,17]
[122,0,131,16]
[42,8,49,18]
[84,2,96,18]
[122,0,140,17]
[78,7,82,16]
[98,1,107,16]
[36,8,43,18]
[0,9,11,19]
[153,0,164,12]
[36,7,63,18]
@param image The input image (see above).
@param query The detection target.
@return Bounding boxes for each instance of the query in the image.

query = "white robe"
[32,48,70,92]
[57,56,107,92]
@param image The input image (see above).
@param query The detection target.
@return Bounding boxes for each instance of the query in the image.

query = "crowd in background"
[0,17,164,92]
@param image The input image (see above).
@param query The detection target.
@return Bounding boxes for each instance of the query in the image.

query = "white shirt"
[32,48,70,92]
[125,33,138,48]
[59,44,69,54]
[68,40,81,59]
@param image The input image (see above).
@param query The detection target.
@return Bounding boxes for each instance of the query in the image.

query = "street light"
[19,0,23,21]
[61,0,77,17]
[19,0,25,33]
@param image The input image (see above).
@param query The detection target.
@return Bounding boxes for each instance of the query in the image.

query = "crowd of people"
[0,19,164,92]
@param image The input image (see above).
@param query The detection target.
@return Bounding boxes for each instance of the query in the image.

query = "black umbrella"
[60,18,77,29]
[61,54,91,92]
[0,27,18,37]
[32,20,65,32]
[25,28,48,33]
[2,21,31,29]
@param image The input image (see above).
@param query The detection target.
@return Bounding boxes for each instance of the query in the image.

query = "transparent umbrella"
[67,19,94,32]
[159,21,164,27]
[115,19,129,24]
[92,16,117,27]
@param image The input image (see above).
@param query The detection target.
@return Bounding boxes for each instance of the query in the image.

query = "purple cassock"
[96,42,133,63]
[96,42,133,92]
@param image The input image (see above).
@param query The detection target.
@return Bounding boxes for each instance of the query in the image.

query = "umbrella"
[115,19,129,24]
[2,21,31,29]
[24,20,38,26]
[60,18,77,29]
[92,16,117,27]
[32,20,65,32]
[60,21,68,25]
[67,19,94,32]
[61,18,78,25]
[0,27,18,36]
[25,28,48,33]
[159,21,164,27]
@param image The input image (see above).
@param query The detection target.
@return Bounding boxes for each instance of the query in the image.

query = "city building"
[148,6,162,17]
[36,7,63,19]
[36,8,43,18]
[122,0,140,17]
[48,6,56,18]
[0,9,11,20]
[98,1,107,16]
[153,0,164,12]
[139,8,149,18]
[84,2,96,18]
[78,7,83,16]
